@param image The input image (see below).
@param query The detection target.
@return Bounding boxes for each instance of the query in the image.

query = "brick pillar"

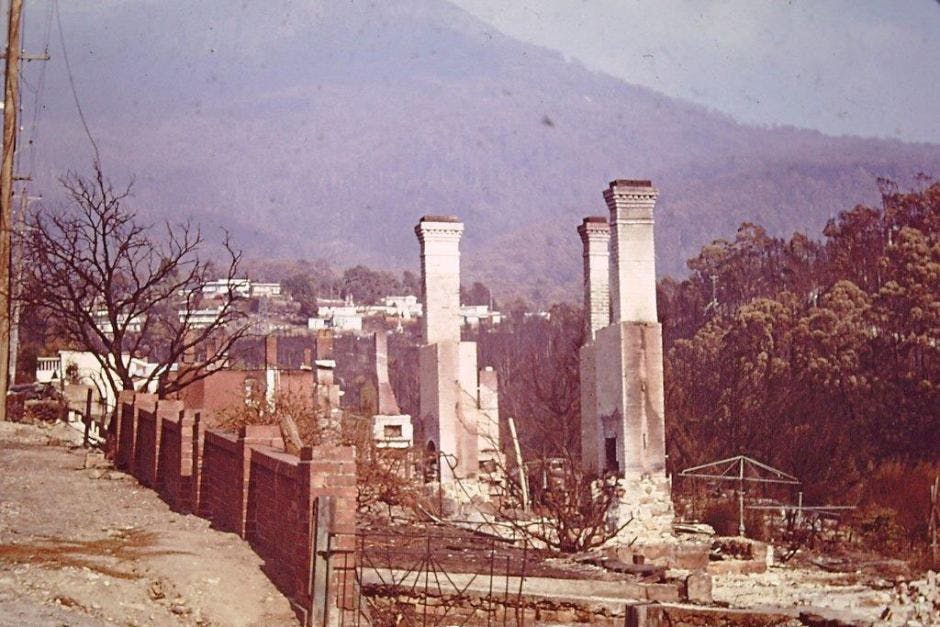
[119,392,156,471]
[315,329,333,361]
[177,409,197,513]
[305,444,358,625]
[372,331,401,415]
[477,366,499,455]
[604,179,659,324]
[112,389,135,463]
[578,216,611,341]
[415,215,468,482]
[192,412,207,517]
[152,400,183,490]
[237,425,283,537]
[265,334,278,369]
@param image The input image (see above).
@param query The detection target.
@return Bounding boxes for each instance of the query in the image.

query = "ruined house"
[414,216,501,489]
[579,180,674,541]
[175,330,340,425]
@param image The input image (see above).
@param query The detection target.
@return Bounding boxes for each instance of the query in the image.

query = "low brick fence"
[111,390,357,626]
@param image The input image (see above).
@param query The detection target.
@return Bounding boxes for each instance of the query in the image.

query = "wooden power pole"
[0,0,23,421]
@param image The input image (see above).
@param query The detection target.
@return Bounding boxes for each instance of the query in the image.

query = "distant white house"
[524,311,551,321]
[179,307,225,329]
[202,278,251,297]
[318,305,363,331]
[377,295,422,319]
[91,310,146,335]
[307,317,328,330]
[250,282,282,298]
[460,304,503,327]
[35,349,160,414]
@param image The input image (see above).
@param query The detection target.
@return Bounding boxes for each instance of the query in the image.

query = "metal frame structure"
[679,455,800,536]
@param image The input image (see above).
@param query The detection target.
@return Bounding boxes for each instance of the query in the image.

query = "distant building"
[35,349,160,414]
[202,278,251,297]
[179,307,225,329]
[307,317,328,330]
[524,311,551,321]
[315,305,363,332]
[378,295,423,319]
[250,282,282,298]
[91,310,146,335]
[460,304,503,327]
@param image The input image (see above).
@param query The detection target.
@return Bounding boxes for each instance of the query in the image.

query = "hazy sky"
[452,0,940,144]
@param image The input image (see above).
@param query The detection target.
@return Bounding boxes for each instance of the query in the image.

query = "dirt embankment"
[0,422,298,626]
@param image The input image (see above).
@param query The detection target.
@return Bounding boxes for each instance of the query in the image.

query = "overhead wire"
[52,0,100,166]
[21,0,53,182]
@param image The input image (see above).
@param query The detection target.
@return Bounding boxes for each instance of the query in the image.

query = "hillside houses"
[307,295,502,334]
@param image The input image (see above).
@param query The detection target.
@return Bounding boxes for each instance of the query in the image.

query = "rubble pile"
[878,571,939,626]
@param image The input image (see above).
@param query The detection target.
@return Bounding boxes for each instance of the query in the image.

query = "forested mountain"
[31,0,940,301]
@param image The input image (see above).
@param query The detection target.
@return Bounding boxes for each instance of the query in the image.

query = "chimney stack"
[604,180,659,323]
[372,331,401,415]
[415,215,464,345]
[264,334,278,369]
[578,217,611,341]
[315,329,333,361]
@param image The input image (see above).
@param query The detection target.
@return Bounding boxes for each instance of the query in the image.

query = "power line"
[52,0,99,165]
[20,0,53,182]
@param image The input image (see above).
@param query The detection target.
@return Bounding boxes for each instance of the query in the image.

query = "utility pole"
[0,0,24,421]
[9,190,41,384]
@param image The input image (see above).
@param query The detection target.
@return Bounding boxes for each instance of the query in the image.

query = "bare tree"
[21,165,249,399]
[497,450,632,553]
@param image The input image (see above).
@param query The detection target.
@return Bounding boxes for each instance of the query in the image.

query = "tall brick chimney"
[578,217,611,341]
[604,180,659,324]
[415,216,464,345]
[315,329,333,361]
[264,334,278,369]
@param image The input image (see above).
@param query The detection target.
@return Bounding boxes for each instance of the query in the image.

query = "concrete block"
[682,572,713,604]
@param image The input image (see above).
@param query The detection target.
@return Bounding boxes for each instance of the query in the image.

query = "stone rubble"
[876,571,939,626]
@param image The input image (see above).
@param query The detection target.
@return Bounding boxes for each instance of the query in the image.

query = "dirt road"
[0,422,299,626]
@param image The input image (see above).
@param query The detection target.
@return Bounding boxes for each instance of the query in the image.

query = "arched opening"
[424,440,439,483]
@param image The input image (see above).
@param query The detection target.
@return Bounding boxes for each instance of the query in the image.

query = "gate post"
[311,495,335,626]
[625,602,663,627]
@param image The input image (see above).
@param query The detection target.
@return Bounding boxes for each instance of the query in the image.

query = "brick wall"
[116,393,156,472]
[198,429,242,531]
[246,447,311,597]
[113,392,357,626]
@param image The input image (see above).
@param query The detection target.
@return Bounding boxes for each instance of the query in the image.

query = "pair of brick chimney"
[410,179,666,486]
[579,180,666,480]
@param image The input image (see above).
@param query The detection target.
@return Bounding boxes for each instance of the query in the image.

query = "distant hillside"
[31,0,940,303]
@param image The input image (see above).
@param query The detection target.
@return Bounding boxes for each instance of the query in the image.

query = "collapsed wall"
[579,180,674,544]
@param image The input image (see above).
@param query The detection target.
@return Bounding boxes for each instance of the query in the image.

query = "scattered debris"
[147,580,165,600]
